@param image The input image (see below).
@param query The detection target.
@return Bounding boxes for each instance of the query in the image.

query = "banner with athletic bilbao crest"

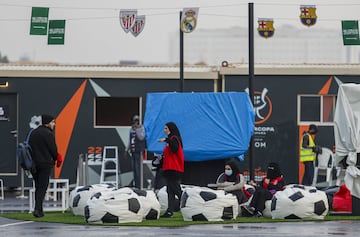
[119,9,145,37]
[130,15,145,37]
[119,9,137,33]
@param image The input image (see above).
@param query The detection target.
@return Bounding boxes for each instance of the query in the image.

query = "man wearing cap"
[125,115,146,189]
[300,124,321,186]
[29,114,59,217]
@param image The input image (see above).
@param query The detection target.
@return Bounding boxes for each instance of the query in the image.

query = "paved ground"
[1,190,360,237]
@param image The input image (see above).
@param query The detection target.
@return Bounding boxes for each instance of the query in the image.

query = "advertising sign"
[48,20,66,45]
[342,20,360,45]
[30,7,49,35]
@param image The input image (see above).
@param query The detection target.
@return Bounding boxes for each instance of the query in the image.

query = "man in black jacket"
[29,114,58,217]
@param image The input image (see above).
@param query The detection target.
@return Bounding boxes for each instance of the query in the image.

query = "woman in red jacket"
[159,122,184,218]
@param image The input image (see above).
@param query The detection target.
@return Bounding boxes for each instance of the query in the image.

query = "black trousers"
[32,166,51,212]
[301,161,314,186]
[130,152,141,189]
[250,186,273,212]
[163,170,182,213]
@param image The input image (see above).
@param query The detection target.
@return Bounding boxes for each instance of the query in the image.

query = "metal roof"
[220,63,360,75]
[0,64,219,79]
[1,63,360,78]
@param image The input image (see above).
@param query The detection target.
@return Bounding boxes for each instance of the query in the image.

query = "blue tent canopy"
[144,92,255,162]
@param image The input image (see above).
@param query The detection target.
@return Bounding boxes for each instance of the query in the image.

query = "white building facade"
[169,25,360,66]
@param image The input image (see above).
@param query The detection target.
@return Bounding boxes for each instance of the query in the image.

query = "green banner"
[342,20,360,45]
[30,7,49,35]
[48,20,66,45]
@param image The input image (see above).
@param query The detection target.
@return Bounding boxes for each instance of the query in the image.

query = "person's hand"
[216,185,225,190]
[56,153,63,167]
[248,180,257,186]
[264,178,270,184]
[313,145,322,154]
[159,138,166,142]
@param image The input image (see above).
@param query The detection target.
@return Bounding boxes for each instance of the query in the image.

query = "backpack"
[17,129,34,170]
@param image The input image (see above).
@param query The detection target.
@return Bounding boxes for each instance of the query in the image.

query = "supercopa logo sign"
[254,88,272,124]
[246,88,273,125]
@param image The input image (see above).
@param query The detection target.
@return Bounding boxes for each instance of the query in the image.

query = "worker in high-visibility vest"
[300,124,321,186]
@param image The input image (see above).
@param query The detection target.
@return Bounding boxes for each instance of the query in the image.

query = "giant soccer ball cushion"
[180,186,238,221]
[271,184,329,219]
[69,184,115,216]
[85,188,144,224]
[132,188,161,220]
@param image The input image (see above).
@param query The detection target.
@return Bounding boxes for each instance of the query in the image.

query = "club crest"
[257,18,275,38]
[130,15,146,37]
[119,9,137,33]
[299,5,317,27]
[180,8,199,33]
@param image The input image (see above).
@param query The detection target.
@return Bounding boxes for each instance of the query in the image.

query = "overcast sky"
[0,0,359,65]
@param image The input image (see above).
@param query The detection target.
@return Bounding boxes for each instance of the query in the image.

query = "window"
[298,94,336,125]
[95,97,141,127]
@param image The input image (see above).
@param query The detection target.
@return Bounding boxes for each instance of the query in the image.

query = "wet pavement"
[1,190,360,236]
[1,217,360,237]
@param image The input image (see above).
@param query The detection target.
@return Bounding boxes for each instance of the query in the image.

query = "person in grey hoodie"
[125,115,146,189]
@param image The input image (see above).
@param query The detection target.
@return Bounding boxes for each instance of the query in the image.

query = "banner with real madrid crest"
[180,8,199,33]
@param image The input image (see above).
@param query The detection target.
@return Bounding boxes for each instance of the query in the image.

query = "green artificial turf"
[2,211,360,227]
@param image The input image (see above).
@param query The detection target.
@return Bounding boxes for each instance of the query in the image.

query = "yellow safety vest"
[300,133,316,162]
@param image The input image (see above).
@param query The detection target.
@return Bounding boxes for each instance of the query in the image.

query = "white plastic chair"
[312,147,334,186]
[335,166,346,186]
[216,173,225,184]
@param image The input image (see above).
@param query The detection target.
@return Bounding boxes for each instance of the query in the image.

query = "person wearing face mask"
[216,158,247,205]
[243,162,285,217]
[300,124,322,186]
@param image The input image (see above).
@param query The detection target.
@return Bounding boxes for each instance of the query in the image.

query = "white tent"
[334,83,360,199]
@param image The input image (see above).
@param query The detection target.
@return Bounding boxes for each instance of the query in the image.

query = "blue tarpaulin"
[144,92,255,162]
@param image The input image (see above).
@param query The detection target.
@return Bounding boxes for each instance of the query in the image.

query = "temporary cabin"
[1,63,360,188]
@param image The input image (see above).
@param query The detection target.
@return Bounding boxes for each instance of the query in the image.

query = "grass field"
[2,211,360,227]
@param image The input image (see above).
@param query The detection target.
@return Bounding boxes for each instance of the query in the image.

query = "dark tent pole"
[248,2,255,181]
[180,11,184,92]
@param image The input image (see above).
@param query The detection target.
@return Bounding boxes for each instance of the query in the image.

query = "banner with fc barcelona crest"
[299,5,317,27]
[257,18,274,38]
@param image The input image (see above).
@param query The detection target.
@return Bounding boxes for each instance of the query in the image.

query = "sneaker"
[253,211,263,218]
[243,205,255,215]
[160,211,173,218]
[32,210,44,218]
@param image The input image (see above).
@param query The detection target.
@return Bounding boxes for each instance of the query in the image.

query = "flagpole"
[248,2,255,181]
[179,11,184,92]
